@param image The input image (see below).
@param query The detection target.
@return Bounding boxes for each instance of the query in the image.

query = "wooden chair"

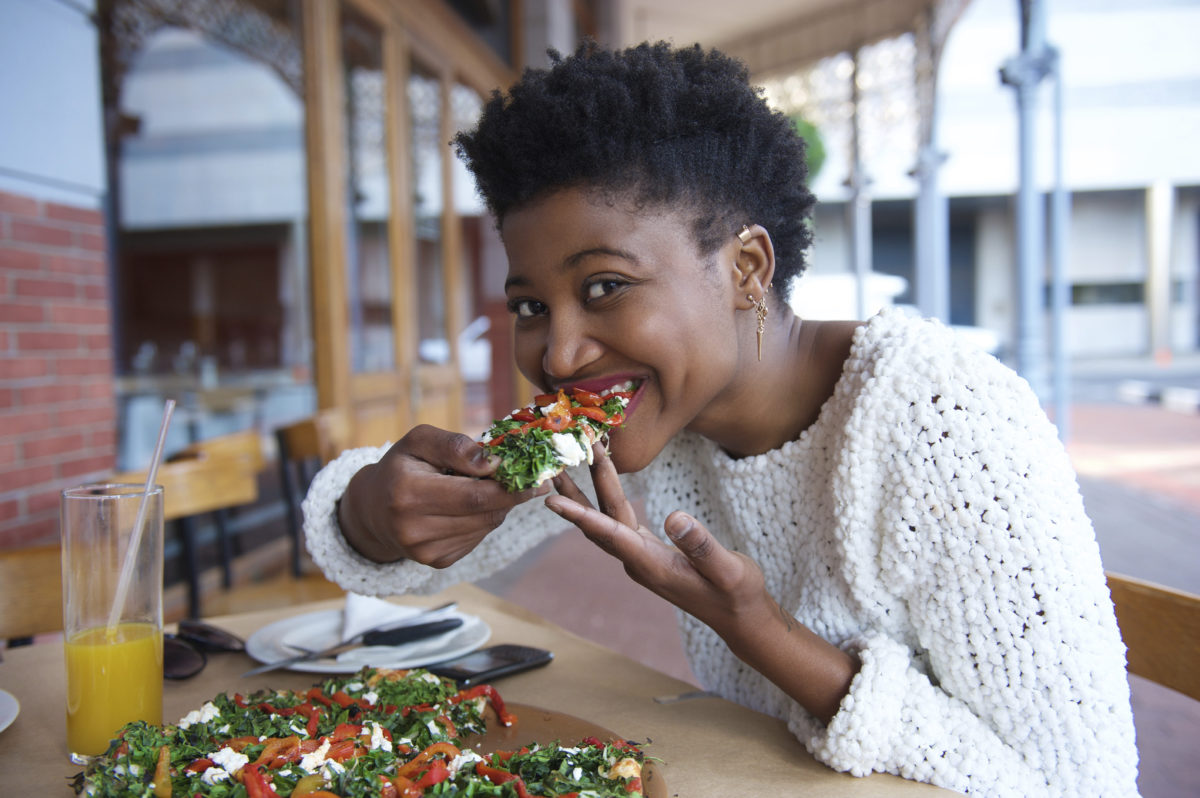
[0,544,63,643]
[1107,571,1200,701]
[275,409,350,576]
[168,429,266,588]
[113,430,264,618]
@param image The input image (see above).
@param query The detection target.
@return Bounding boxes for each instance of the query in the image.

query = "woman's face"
[500,187,744,473]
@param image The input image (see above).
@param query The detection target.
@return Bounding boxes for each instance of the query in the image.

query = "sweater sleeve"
[803,319,1139,796]
[301,444,574,597]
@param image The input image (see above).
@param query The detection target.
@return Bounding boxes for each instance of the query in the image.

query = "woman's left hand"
[545,444,775,644]
[546,444,859,725]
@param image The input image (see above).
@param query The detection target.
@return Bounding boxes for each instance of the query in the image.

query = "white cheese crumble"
[448,750,484,776]
[362,690,379,705]
[299,739,332,773]
[366,721,392,752]
[210,747,249,775]
[178,701,221,729]
[420,672,442,684]
[550,431,588,467]
[200,767,231,786]
[343,681,364,692]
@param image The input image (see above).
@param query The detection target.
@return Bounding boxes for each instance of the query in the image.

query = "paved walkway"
[1069,403,1200,594]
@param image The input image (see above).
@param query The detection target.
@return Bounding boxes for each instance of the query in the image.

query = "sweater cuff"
[301,443,414,597]
[800,634,909,778]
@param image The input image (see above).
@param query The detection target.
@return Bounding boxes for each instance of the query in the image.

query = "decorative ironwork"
[99,0,302,117]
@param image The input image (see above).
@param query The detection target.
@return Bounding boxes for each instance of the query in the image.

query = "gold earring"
[737,225,752,244]
[748,294,768,361]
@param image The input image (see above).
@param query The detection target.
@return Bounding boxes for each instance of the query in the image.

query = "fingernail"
[665,514,693,541]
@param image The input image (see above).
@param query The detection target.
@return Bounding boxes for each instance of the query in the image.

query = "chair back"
[1107,571,1200,701]
[275,409,351,576]
[0,544,63,640]
[276,409,351,466]
[115,430,265,520]
[113,455,258,521]
[172,429,266,473]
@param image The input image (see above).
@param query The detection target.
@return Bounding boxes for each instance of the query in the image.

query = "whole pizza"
[74,667,647,797]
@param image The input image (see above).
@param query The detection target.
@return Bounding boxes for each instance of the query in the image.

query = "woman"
[305,42,1138,796]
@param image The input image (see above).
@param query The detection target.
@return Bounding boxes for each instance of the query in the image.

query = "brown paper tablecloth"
[0,583,946,795]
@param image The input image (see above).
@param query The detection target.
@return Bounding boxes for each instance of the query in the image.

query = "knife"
[242,603,461,677]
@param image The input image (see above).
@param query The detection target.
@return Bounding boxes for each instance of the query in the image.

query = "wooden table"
[0,584,946,795]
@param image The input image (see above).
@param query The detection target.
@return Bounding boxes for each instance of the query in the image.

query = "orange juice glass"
[61,484,164,758]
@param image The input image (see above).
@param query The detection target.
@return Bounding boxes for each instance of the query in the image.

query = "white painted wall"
[0,0,105,208]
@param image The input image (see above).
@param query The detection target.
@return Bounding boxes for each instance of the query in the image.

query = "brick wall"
[0,189,116,549]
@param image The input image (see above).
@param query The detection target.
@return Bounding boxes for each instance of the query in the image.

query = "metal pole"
[913,7,949,323]
[848,49,873,320]
[1048,46,1071,441]
[1000,0,1051,399]
[913,148,949,322]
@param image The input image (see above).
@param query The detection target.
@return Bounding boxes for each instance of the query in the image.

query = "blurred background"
[1,0,1198,794]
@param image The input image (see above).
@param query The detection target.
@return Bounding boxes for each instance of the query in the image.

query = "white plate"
[0,688,18,735]
[245,609,490,674]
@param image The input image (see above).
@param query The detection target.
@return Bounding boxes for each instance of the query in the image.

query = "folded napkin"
[341,593,435,640]
[337,593,473,667]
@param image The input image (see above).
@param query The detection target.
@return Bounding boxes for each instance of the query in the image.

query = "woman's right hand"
[335,425,548,567]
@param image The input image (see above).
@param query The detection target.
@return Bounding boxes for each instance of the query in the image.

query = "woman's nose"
[542,313,603,381]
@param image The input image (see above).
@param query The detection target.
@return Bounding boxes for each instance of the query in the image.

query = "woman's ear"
[731,224,776,301]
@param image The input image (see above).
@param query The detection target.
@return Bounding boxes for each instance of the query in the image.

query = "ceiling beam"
[716,0,938,78]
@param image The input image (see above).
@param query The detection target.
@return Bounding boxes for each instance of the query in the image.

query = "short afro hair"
[453,41,816,299]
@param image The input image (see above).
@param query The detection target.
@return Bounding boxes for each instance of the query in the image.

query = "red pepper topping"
[306,687,333,707]
[412,760,451,790]
[475,762,538,798]
[571,388,604,407]
[450,684,516,726]
[241,763,281,798]
[331,722,363,740]
[394,742,462,779]
[570,406,608,421]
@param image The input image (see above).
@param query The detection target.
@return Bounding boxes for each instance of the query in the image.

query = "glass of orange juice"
[61,483,164,758]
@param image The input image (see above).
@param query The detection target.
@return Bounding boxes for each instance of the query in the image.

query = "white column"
[1145,180,1175,363]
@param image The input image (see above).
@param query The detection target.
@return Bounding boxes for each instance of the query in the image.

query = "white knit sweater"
[303,309,1139,796]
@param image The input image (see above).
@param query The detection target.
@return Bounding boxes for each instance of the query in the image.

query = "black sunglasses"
[164,620,246,680]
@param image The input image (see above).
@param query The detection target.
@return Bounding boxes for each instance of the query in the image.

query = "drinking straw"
[106,398,176,633]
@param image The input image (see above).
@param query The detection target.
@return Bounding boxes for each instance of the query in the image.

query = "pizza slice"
[479,383,634,492]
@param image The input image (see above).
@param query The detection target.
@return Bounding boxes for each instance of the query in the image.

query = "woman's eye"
[508,298,546,319]
[584,279,623,302]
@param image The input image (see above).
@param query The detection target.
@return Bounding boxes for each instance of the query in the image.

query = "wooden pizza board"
[466,702,666,798]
